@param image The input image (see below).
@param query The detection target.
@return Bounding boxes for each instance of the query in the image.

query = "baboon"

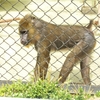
[19,14,96,85]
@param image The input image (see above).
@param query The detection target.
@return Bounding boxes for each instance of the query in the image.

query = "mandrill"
[19,14,96,85]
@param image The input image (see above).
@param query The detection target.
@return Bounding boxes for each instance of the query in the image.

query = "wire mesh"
[0,0,100,86]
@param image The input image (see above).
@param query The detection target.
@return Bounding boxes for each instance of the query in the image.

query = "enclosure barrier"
[0,0,100,94]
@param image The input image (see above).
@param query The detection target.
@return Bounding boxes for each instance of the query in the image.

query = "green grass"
[0,79,97,100]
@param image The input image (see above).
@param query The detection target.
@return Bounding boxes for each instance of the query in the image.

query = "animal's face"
[19,14,42,47]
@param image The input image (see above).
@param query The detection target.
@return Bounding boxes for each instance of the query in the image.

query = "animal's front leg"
[34,47,50,81]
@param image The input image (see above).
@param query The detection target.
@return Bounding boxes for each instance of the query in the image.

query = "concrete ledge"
[81,6,97,14]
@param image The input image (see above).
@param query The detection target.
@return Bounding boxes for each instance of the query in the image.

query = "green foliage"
[0,80,92,100]
[0,80,72,99]
[74,87,86,100]
[96,91,100,97]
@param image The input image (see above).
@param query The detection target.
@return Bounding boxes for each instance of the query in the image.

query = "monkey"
[18,14,96,85]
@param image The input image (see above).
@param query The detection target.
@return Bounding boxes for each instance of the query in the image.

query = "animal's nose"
[21,40,28,45]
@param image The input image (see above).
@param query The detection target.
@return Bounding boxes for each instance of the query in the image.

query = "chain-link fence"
[0,0,100,87]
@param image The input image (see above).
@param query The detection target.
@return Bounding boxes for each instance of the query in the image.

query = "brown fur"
[19,14,96,85]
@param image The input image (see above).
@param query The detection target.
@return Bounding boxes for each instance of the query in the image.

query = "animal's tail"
[87,20,93,30]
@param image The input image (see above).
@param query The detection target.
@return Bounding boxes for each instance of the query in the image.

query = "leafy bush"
[0,79,90,100]
[96,91,100,97]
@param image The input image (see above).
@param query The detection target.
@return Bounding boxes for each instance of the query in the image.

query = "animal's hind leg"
[59,40,90,84]
[80,56,91,85]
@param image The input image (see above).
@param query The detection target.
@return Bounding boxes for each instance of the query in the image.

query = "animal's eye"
[20,30,28,34]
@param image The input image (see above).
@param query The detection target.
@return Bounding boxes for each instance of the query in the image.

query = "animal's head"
[19,14,42,47]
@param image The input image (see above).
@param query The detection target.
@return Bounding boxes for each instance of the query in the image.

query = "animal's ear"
[34,19,43,28]
[29,14,43,28]
[31,15,36,23]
